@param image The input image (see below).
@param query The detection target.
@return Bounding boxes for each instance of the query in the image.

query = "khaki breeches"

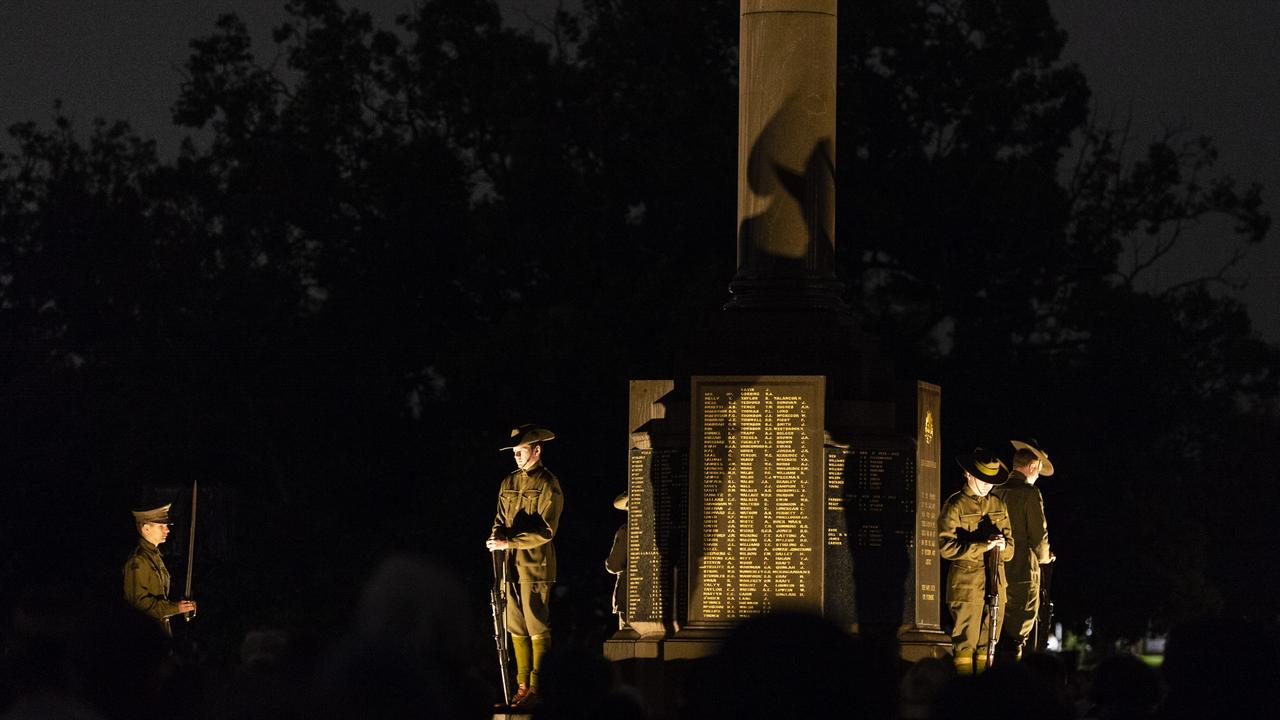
[1001,580,1040,648]
[949,585,1007,657]
[506,581,552,637]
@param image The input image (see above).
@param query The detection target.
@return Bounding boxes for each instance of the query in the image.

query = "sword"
[183,478,198,621]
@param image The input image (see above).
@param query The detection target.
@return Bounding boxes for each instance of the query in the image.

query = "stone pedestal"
[605,381,688,662]
[607,377,949,663]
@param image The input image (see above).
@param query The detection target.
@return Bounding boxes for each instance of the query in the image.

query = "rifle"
[490,547,513,704]
[1032,558,1055,652]
[183,478,198,621]
[983,542,1001,668]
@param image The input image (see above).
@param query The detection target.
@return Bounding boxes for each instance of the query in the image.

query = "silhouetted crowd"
[1,556,1275,720]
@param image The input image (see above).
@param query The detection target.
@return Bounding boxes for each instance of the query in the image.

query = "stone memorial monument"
[605,0,949,666]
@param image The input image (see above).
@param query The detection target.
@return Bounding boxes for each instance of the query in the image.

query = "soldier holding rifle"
[123,502,197,636]
[938,448,1013,675]
[485,424,563,709]
[992,439,1056,661]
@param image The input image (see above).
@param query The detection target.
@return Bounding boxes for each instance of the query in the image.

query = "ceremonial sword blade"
[184,479,197,621]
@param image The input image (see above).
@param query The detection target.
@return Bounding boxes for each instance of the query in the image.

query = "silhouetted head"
[900,657,952,719]
[934,661,1072,720]
[536,644,643,720]
[685,611,889,720]
[310,555,486,720]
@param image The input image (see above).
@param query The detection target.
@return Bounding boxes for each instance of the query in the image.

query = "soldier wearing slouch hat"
[992,439,1056,661]
[938,448,1014,674]
[485,424,563,709]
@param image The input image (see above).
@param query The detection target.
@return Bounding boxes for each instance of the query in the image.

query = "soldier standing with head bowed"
[992,439,1056,661]
[485,424,563,709]
[605,492,629,630]
[938,448,1014,675]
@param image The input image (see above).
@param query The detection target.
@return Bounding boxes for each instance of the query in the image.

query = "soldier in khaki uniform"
[939,448,1014,675]
[992,439,1055,661]
[485,425,563,708]
[605,492,628,630]
[123,503,196,636]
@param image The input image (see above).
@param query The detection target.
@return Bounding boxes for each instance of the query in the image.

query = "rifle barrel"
[984,546,1001,666]
[490,549,512,703]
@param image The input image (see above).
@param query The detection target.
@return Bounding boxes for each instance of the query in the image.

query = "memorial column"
[727,0,844,311]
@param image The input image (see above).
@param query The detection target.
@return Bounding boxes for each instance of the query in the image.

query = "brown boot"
[513,685,540,710]
[501,684,529,708]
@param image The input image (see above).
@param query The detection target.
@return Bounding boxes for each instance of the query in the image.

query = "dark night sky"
[2,0,1278,340]
[1052,0,1280,343]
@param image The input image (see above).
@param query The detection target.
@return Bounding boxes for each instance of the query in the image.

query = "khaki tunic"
[991,470,1051,648]
[123,539,181,635]
[938,487,1014,656]
[492,463,563,636]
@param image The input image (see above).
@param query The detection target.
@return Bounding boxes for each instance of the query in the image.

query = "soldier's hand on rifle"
[486,537,510,551]
[985,534,1006,551]
[178,600,197,614]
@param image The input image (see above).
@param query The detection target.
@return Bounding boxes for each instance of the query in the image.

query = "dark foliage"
[0,0,1276,663]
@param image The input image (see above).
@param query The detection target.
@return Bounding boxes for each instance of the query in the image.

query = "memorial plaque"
[823,447,854,625]
[847,444,915,548]
[627,446,688,628]
[912,381,942,629]
[688,376,825,624]
[620,379,688,638]
[827,382,944,636]
[839,439,916,628]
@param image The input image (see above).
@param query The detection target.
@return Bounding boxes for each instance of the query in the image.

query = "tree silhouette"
[0,0,1275,650]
